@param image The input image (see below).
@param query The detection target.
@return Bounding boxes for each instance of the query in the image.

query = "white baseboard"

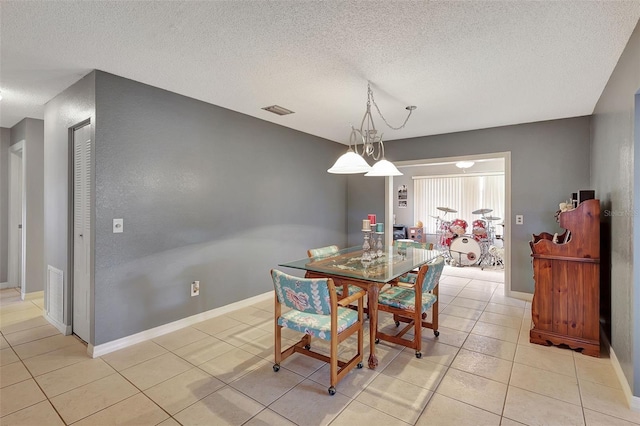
[0,282,12,289]
[506,289,533,302]
[44,311,72,335]
[90,290,273,358]
[609,345,640,412]
[21,290,44,301]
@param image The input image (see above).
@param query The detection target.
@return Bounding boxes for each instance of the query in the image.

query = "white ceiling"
[1,1,639,144]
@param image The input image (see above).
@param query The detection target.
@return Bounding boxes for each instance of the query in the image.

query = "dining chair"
[375,256,445,358]
[394,239,434,250]
[307,245,361,299]
[307,245,339,259]
[270,269,366,395]
[393,239,435,286]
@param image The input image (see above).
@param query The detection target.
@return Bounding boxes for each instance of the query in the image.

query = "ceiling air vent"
[262,105,294,116]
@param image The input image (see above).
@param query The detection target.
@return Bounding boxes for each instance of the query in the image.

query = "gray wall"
[44,72,96,334]
[591,19,640,396]
[348,117,591,294]
[10,118,45,294]
[76,71,345,345]
[347,174,386,246]
[0,127,9,283]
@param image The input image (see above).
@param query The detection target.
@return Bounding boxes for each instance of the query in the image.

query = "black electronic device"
[393,225,408,240]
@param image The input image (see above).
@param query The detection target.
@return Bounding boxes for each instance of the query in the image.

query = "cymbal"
[472,208,493,215]
[483,216,501,221]
[437,207,457,213]
[430,215,442,220]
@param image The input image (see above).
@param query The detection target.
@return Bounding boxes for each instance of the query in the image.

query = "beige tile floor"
[1,266,639,425]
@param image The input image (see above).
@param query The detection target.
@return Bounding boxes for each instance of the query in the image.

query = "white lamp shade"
[365,159,403,176]
[327,149,372,174]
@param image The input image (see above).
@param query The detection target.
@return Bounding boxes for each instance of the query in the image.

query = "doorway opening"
[385,152,512,295]
[8,141,25,296]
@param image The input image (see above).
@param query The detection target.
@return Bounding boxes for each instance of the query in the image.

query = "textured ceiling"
[1,1,639,143]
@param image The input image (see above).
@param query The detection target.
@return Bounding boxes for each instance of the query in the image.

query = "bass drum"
[449,236,481,266]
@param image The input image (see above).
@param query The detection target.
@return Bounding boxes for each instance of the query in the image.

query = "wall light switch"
[113,218,123,233]
[515,215,524,225]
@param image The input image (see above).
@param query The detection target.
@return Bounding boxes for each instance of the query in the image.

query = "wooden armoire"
[529,199,600,356]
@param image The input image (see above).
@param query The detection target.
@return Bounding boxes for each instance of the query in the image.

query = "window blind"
[413,174,505,234]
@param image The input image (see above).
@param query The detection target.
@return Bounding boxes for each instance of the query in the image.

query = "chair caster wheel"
[304,344,311,350]
[415,352,422,359]
[357,362,363,369]
[328,386,336,395]
[273,364,280,372]
[434,330,440,337]
[395,321,400,327]
[375,338,380,344]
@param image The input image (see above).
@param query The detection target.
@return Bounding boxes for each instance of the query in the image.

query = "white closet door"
[73,124,92,343]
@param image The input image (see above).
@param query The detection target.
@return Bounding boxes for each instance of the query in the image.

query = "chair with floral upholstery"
[307,245,339,259]
[375,256,444,358]
[392,240,435,287]
[394,239,434,251]
[270,269,366,395]
[307,246,362,299]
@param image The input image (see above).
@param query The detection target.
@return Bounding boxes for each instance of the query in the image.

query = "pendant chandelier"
[328,82,416,176]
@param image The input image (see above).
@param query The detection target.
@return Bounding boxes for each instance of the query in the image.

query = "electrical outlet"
[191,281,200,297]
[113,218,123,233]
[515,214,524,225]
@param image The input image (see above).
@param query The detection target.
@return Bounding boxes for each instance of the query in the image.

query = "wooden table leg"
[367,284,379,369]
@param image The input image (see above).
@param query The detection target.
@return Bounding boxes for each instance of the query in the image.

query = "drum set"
[433,207,503,268]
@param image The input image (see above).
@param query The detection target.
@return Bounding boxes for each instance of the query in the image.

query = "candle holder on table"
[361,219,373,262]
[362,231,372,262]
[362,219,384,261]
[376,233,383,258]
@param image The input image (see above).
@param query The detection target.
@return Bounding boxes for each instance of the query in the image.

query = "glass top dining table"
[279,245,440,283]
[279,244,441,369]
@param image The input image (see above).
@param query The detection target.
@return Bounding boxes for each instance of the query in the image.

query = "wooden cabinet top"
[530,199,600,260]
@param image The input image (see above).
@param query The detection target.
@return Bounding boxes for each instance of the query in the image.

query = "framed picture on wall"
[398,185,408,208]
[398,184,407,200]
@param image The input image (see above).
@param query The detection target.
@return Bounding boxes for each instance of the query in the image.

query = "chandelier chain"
[327,82,411,176]
[368,84,414,131]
